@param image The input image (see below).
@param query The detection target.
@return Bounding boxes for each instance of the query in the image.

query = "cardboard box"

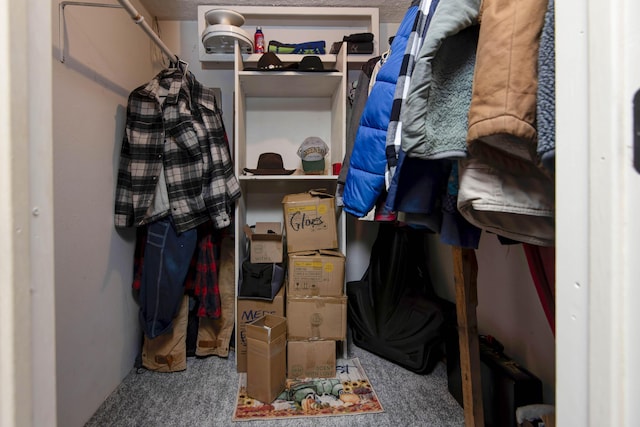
[236,286,285,372]
[286,296,347,341]
[288,250,345,297]
[287,340,336,379]
[282,190,338,253]
[246,315,287,404]
[244,222,283,263]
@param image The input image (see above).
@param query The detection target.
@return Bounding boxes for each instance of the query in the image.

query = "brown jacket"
[459,0,555,246]
[466,0,548,168]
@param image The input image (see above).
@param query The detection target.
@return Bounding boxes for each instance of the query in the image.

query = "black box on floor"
[446,333,543,427]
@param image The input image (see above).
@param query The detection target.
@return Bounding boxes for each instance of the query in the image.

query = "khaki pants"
[141,235,236,371]
[141,295,189,372]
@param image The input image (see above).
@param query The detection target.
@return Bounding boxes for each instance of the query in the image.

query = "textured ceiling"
[139,0,409,23]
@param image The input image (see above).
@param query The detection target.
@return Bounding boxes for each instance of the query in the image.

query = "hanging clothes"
[385,0,482,249]
[384,0,437,187]
[116,66,240,338]
[335,56,380,207]
[183,221,222,319]
[523,243,556,335]
[342,0,420,218]
[131,221,224,337]
[536,0,556,174]
[466,0,547,166]
[458,0,554,247]
[400,0,480,160]
[114,67,240,233]
[137,217,197,339]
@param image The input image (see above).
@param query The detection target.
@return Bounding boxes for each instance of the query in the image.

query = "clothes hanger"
[166,57,190,76]
[178,58,189,76]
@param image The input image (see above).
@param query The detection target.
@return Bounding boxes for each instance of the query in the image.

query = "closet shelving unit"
[231,39,350,358]
[198,5,379,364]
[231,43,349,266]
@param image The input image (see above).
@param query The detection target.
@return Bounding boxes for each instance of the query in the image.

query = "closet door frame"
[556,0,639,425]
[0,0,56,426]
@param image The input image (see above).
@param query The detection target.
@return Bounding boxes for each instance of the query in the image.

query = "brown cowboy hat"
[243,152,296,175]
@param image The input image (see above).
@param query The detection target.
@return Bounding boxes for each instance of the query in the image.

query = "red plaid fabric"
[184,222,221,318]
[131,226,147,292]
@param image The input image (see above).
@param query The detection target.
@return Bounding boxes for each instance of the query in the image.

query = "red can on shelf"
[254,26,265,53]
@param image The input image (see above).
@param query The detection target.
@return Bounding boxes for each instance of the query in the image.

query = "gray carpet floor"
[85,344,465,426]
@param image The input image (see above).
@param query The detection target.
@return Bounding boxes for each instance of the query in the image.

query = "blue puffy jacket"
[342,3,419,218]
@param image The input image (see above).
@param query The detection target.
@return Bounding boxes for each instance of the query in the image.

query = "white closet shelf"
[244,53,338,63]
[197,5,380,66]
[239,175,338,181]
[238,72,343,97]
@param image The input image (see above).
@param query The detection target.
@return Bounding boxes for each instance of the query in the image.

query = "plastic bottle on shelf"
[254,26,265,54]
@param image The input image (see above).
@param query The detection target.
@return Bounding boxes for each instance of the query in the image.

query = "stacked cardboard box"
[281,190,338,254]
[236,286,285,372]
[237,222,286,373]
[243,191,347,401]
[244,223,283,264]
[282,191,346,379]
[245,314,287,404]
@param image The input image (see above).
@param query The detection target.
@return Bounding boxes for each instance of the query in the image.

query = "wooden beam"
[452,246,484,427]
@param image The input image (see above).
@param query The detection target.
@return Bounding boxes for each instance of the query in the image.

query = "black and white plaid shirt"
[115,68,241,233]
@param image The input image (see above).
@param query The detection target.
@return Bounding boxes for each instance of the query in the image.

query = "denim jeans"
[139,217,197,338]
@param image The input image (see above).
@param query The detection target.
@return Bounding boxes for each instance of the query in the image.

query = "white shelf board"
[239,175,338,181]
[242,53,338,64]
[238,72,343,97]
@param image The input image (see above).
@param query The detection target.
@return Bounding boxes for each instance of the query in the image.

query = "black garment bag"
[347,224,455,374]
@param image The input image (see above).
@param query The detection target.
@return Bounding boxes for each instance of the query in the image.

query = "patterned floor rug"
[232,358,384,422]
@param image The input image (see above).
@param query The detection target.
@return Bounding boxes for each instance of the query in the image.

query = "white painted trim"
[0,0,33,425]
[585,2,626,425]
[622,0,640,424]
[558,0,633,425]
[0,0,56,426]
[0,1,18,423]
[555,0,590,425]
[29,0,57,424]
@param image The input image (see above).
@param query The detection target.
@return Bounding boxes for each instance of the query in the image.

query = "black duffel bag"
[347,224,455,374]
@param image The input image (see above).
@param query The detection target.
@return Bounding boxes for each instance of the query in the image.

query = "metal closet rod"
[59,0,180,65]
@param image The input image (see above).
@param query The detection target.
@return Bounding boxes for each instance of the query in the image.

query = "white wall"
[474,235,555,402]
[52,1,158,425]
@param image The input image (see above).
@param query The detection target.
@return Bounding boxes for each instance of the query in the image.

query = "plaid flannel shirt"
[115,68,240,233]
